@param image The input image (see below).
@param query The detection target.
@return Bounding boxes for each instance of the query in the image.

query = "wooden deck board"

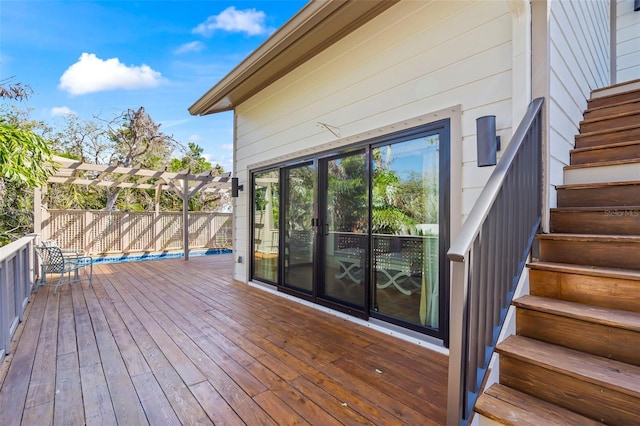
[54,352,84,425]
[24,288,59,410]
[0,254,447,425]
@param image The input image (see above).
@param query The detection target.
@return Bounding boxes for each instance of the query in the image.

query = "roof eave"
[189,0,399,116]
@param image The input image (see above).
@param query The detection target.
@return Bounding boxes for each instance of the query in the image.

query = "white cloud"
[51,106,76,116]
[221,144,233,150]
[188,134,201,142]
[174,41,205,55]
[59,53,164,95]
[161,118,190,129]
[193,7,270,36]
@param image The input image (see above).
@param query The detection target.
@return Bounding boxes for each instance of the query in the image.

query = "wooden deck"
[0,254,448,425]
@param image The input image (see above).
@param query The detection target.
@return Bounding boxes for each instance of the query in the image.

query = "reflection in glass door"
[371,134,442,331]
[282,163,315,293]
[252,169,279,284]
[319,151,368,310]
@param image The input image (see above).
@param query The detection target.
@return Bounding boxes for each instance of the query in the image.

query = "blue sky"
[0,0,307,172]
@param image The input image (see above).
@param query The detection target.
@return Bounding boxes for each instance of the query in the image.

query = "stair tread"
[551,205,640,212]
[527,261,640,281]
[576,122,640,138]
[497,335,640,397]
[564,157,640,170]
[591,78,640,97]
[585,97,640,114]
[580,109,640,126]
[536,233,640,242]
[556,179,640,190]
[476,384,604,426]
[513,295,640,332]
[571,140,640,153]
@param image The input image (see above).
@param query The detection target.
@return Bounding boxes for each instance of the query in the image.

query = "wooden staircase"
[475,80,640,425]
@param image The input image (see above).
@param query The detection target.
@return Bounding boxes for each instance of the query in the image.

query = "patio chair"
[34,244,93,294]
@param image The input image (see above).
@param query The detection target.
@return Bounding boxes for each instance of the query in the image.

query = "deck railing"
[446,98,544,425]
[0,234,37,362]
[42,210,232,256]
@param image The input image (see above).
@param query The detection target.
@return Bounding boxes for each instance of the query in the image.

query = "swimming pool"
[90,248,232,264]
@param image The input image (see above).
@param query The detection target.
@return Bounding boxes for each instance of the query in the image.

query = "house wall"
[233,1,524,282]
[617,0,640,82]
[545,0,610,211]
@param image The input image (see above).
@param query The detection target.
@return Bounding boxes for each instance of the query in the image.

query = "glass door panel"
[371,134,440,330]
[319,151,368,309]
[252,170,279,284]
[282,163,315,293]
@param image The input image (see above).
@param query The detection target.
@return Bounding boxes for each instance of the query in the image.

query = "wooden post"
[33,187,43,235]
[183,176,189,261]
[155,184,161,252]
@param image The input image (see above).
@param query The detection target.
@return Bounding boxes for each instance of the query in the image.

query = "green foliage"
[0,80,55,245]
[371,207,416,234]
[0,180,33,246]
[327,153,367,232]
[170,142,213,173]
[0,119,53,187]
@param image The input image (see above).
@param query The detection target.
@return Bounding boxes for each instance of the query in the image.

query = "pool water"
[89,248,232,264]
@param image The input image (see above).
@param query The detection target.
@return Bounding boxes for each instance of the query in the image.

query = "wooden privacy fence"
[41,209,232,255]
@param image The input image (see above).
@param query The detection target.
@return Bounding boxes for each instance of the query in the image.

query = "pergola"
[35,155,231,260]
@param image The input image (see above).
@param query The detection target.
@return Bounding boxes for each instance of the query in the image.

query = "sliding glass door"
[318,150,368,310]
[282,163,315,294]
[371,133,444,332]
[250,119,449,340]
[252,170,279,284]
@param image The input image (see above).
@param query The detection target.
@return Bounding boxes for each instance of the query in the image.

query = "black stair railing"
[446,97,544,425]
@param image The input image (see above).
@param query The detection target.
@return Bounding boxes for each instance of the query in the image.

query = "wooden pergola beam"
[42,155,232,261]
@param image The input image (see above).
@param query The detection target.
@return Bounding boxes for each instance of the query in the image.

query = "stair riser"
[564,162,640,185]
[499,356,640,424]
[588,89,640,109]
[584,100,640,121]
[570,144,640,165]
[575,126,640,148]
[557,184,640,207]
[516,309,640,366]
[538,239,640,270]
[580,114,640,133]
[529,269,640,313]
[550,210,640,235]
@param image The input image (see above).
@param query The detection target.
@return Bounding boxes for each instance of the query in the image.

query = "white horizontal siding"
[617,0,640,83]
[232,0,518,279]
[548,0,609,209]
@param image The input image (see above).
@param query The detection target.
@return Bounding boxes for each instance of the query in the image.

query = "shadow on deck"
[0,254,447,425]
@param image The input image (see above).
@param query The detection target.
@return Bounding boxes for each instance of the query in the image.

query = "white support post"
[183,176,189,261]
[33,187,44,235]
[155,184,161,252]
[447,260,469,426]
[0,259,9,357]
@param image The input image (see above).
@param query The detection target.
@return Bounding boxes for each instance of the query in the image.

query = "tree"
[52,114,109,164]
[0,79,54,245]
[104,106,179,210]
[163,142,226,212]
[0,77,32,101]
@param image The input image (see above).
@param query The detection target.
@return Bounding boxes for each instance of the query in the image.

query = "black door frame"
[250,119,451,342]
